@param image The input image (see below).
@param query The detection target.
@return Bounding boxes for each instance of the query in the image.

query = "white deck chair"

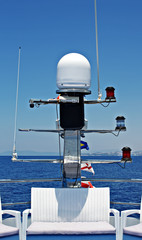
[0,197,21,239]
[23,187,119,240]
[121,196,142,239]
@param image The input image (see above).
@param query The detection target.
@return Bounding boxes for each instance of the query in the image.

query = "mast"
[94,0,102,100]
[12,47,21,161]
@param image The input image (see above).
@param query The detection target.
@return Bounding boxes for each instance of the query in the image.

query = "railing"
[2,201,140,207]
[0,178,141,207]
[0,178,142,184]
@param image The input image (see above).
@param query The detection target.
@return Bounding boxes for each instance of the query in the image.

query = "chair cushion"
[27,221,116,235]
[0,223,19,237]
[124,223,142,237]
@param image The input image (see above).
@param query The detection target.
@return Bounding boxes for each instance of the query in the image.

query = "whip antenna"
[94,0,102,100]
[12,47,21,161]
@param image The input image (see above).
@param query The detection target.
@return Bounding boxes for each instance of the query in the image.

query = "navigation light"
[121,147,132,162]
[105,87,115,100]
[115,116,126,131]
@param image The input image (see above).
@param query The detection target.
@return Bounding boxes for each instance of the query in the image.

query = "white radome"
[56,53,91,90]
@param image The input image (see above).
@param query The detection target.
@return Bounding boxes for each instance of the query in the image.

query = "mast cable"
[13,47,21,157]
[94,0,101,100]
[101,102,110,108]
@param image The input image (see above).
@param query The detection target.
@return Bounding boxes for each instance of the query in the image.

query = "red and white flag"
[81,163,95,175]
[81,181,94,188]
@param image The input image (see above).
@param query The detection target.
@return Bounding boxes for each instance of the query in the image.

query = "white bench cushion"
[27,221,116,235]
[124,223,142,237]
[0,223,19,237]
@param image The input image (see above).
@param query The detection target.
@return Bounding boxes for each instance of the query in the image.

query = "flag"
[81,181,94,188]
[57,95,60,100]
[80,141,89,150]
[81,163,95,175]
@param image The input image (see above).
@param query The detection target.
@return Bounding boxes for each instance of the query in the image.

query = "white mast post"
[94,0,102,100]
[12,47,21,160]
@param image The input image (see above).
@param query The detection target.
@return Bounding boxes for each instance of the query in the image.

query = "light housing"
[30,103,34,108]
[115,116,126,131]
[121,147,132,162]
[105,87,116,100]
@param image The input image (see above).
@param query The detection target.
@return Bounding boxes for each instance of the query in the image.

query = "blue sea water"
[0,155,142,213]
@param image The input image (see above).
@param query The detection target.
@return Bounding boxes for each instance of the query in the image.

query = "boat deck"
[3,216,141,240]
[1,233,142,240]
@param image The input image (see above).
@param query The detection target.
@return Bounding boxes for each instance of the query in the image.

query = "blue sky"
[0,0,142,155]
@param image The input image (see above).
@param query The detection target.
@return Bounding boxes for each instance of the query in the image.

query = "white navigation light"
[57,53,91,90]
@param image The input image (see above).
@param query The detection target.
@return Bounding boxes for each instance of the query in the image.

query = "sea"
[0,155,142,214]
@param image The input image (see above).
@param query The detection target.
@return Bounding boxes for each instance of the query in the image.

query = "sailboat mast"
[13,47,21,156]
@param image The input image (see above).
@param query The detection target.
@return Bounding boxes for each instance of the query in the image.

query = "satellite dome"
[56,53,91,90]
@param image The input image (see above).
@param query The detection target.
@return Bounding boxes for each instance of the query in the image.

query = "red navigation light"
[105,87,115,100]
[121,147,132,162]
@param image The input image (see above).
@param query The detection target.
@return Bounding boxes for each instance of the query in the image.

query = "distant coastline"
[1,150,142,156]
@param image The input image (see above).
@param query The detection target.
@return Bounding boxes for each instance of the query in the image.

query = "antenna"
[12,47,21,161]
[94,0,102,100]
